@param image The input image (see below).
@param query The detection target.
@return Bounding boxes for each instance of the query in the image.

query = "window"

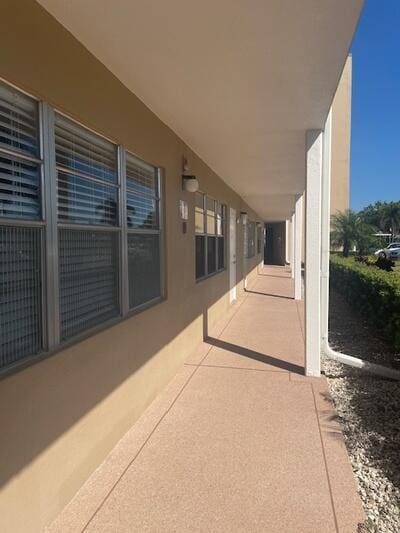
[195,192,226,280]
[247,221,256,258]
[55,114,120,341]
[0,82,44,368]
[217,203,226,270]
[126,154,161,309]
[257,224,263,254]
[0,79,165,373]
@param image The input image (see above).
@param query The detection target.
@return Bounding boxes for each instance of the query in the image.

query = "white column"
[290,213,295,278]
[320,111,332,347]
[285,219,290,264]
[305,130,323,376]
[294,194,303,300]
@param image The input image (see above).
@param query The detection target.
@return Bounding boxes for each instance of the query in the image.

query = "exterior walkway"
[48,267,364,533]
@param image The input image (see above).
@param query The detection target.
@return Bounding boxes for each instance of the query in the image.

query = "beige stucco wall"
[0,2,263,531]
[330,55,352,215]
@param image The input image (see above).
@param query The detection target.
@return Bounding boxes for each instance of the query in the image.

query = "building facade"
[0,1,363,531]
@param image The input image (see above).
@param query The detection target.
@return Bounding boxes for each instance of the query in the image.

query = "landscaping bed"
[326,289,400,532]
[329,254,400,360]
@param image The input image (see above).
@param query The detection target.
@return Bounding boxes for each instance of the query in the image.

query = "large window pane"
[55,115,117,182]
[207,236,217,274]
[218,236,225,270]
[0,225,43,368]
[196,235,206,279]
[126,154,159,230]
[247,221,256,258]
[0,154,41,219]
[195,192,205,234]
[206,197,216,235]
[57,171,117,226]
[59,229,119,341]
[128,233,161,308]
[0,81,39,158]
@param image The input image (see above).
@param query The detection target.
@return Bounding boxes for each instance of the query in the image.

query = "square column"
[305,130,323,376]
[294,194,303,300]
[290,213,295,279]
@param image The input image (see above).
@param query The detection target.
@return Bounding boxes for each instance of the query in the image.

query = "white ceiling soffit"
[38,0,363,221]
[244,194,296,223]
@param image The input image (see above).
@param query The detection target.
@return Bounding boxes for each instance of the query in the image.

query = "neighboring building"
[0,1,363,531]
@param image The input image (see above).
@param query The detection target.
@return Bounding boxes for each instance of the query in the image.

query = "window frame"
[0,79,166,377]
[246,220,256,259]
[124,151,165,313]
[0,81,48,362]
[195,192,226,282]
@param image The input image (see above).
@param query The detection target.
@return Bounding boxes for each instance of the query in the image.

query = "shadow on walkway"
[245,289,294,300]
[205,337,304,375]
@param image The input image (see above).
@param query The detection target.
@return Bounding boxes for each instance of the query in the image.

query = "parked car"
[374,242,400,259]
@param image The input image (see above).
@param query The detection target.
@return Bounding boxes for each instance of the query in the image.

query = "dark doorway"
[264,222,286,265]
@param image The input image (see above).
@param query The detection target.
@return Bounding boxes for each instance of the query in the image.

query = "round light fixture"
[182,175,199,193]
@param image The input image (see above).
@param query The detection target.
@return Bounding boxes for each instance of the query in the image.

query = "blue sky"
[350,0,400,211]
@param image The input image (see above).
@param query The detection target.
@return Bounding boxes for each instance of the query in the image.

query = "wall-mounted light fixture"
[240,211,248,225]
[182,157,199,193]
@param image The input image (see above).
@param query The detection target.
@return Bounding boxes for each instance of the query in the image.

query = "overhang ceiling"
[38,0,363,221]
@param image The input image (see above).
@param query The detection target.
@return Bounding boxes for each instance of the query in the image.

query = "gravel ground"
[325,290,400,533]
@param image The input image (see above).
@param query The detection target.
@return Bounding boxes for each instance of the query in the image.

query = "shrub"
[329,255,400,354]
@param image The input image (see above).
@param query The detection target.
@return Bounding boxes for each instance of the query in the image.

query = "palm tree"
[330,210,360,256]
[331,210,376,257]
[379,202,400,239]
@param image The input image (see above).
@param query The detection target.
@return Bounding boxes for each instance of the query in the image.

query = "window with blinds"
[247,221,256,258]
[195,192,226,280]
[0,83,41,219]
[257,224,263,254]
[0,79,166,374]
[126,153,161,309]
[55,114,120,341]
[0,82,44,369]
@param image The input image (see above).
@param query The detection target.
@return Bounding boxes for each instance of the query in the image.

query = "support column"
[305,130,323,376]
[294,194,303,300]
[285,219,290,264]
[320,111,332,347]
[290,213,295,279]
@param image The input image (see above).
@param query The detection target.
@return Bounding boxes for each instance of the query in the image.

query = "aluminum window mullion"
[40,102,60,349]
[118,146,129,316]
[58,223,121,232]
[157,168,165,298]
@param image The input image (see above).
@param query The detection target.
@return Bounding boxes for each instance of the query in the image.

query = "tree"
[379,201,400,239]
[359,200,400,237]
[331,210,359,256]
[330,209,377,257]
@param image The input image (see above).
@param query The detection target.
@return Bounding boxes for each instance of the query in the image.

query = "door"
[229,207,237,302]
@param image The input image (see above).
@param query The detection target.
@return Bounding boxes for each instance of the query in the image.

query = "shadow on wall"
[0,254,260,491]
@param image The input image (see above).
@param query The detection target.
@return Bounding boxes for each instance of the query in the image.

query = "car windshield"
[388,243,400,248]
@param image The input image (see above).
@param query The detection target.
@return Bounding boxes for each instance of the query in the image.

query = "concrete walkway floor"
[48,266,364,533]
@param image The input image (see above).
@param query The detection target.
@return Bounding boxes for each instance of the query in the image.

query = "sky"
[350,0,400,211]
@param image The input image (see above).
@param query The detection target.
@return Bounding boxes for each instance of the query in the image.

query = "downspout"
[320,110,400,381]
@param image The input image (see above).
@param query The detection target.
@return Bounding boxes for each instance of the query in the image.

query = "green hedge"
[329,254,400,353]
